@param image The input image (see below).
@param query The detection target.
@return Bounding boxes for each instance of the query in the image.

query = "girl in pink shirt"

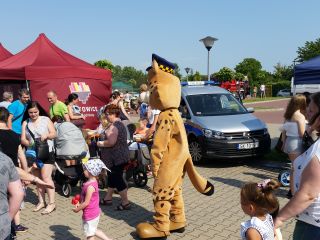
[73,159,112,240]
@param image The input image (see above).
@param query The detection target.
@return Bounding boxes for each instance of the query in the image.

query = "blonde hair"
[241,179,280,216]
[140,84,148,92]
[284,94,306,120]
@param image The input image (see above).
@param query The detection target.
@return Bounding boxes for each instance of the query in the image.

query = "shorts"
[82,215,100,237]
[284,136,302,154]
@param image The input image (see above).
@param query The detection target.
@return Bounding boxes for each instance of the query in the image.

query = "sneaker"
[15,224,28,233]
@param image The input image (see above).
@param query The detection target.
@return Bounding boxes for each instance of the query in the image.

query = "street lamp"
[199,36,218,81]
[185,67,191,81]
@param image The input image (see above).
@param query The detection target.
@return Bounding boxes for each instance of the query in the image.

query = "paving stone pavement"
[17,161,294,240]
[17,123,295,240]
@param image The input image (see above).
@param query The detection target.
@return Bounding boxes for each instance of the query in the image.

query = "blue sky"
[1,0,319,76]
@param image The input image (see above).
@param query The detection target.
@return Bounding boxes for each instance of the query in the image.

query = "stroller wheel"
[133,170,148,187]
[62,183,72,197]
[278,170,290,187]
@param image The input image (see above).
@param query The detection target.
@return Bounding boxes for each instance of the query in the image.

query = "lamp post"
[200,36,218,81]
[185,67,191,81]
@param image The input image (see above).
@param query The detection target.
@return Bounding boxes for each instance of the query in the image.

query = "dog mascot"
[136,54,214,239]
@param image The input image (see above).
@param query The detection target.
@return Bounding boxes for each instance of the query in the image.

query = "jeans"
[293,220,320,240]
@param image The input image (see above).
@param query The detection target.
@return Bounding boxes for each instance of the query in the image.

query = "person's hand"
[97,141,104,148]
[23,180,31,186]
[72,203,80,213]
[40,134,48,141]
[274,217,283,229]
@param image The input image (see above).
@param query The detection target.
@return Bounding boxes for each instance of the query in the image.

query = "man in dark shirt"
[0,151,24,240]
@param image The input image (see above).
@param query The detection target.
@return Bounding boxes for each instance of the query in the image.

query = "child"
[134,118,149,140]
[240,179,282,240]
[73,159,112,240]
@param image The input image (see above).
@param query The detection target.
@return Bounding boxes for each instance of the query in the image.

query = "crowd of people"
[1,86,320,240]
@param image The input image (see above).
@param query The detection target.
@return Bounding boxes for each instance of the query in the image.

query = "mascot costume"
[136,54,214,239]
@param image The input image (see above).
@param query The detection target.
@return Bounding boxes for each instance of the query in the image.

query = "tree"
[94,59,114,71]
[235,58,262,81]
[193,71,202,81]
[297,38,320,62]
[214,67,235,81]
[234,72,245,81]
[173,63,182,80]
[273,62,293,81]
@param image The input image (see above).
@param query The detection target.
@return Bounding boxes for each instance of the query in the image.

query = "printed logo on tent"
[69,82,91,104]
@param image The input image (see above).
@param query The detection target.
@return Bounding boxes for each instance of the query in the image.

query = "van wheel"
[189,140,203,163]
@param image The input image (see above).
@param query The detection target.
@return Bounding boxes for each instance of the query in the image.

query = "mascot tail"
[184,156,214,196]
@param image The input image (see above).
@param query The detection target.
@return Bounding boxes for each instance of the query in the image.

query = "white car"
[277,89,291,97]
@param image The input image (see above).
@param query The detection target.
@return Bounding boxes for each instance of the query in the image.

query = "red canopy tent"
[0,33,112,129]
[0,43,13,61]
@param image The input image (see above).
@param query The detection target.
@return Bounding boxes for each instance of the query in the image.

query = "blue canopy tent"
[294,55,320,84]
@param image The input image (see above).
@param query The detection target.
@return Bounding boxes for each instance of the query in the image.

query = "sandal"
[116,202,131,211]
[100,199,113,206]
[41,203,56,215]
[32,202,45,212]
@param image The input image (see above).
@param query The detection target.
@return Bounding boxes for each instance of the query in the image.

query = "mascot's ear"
[152,59,159,73]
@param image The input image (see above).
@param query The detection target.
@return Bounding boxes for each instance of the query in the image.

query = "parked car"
[277,89,291,97]
[180,81,271,163]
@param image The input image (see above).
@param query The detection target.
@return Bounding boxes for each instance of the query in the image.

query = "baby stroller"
[53,121,88,197]
[124,123,151,187]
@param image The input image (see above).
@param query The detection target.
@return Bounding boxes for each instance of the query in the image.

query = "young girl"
[240,179,282,240]
[73,159,112,240]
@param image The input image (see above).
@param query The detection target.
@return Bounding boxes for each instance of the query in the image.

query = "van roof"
[181,85,230,96]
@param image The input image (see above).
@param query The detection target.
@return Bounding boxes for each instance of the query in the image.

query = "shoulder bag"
[26,120,50,160]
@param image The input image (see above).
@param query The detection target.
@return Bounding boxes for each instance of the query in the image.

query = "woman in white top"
[21,101,57,215]
[281,94,306,195]
[275,92,320,239]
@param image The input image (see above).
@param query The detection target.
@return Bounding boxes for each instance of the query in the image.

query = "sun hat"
[83,158,111,176]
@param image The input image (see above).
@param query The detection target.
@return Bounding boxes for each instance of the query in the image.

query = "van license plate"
[237,142,259,149]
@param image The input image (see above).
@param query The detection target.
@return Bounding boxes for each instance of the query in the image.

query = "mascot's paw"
[169,220,186,233]
[202,181,214,196]
[136,222,170,239]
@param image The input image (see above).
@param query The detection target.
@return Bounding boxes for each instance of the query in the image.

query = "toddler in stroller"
[125,123,151,187]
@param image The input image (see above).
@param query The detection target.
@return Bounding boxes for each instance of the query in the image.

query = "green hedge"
[268,80,291,96]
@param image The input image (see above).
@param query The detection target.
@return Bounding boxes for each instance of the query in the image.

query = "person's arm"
[20,121,31,147]
[8,179,24,219]
[144,114,159,140]
[16,167,54,189]
[119,100,131,120]
[73,185,95,212]
[17,145,28,171]
[245,228,263,240]
[275,156,320,228]
[295,114,306,137]
[7,114,13,130]
[97,125,118,147]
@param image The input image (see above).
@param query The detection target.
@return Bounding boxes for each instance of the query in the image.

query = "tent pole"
[25,79,30,91]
